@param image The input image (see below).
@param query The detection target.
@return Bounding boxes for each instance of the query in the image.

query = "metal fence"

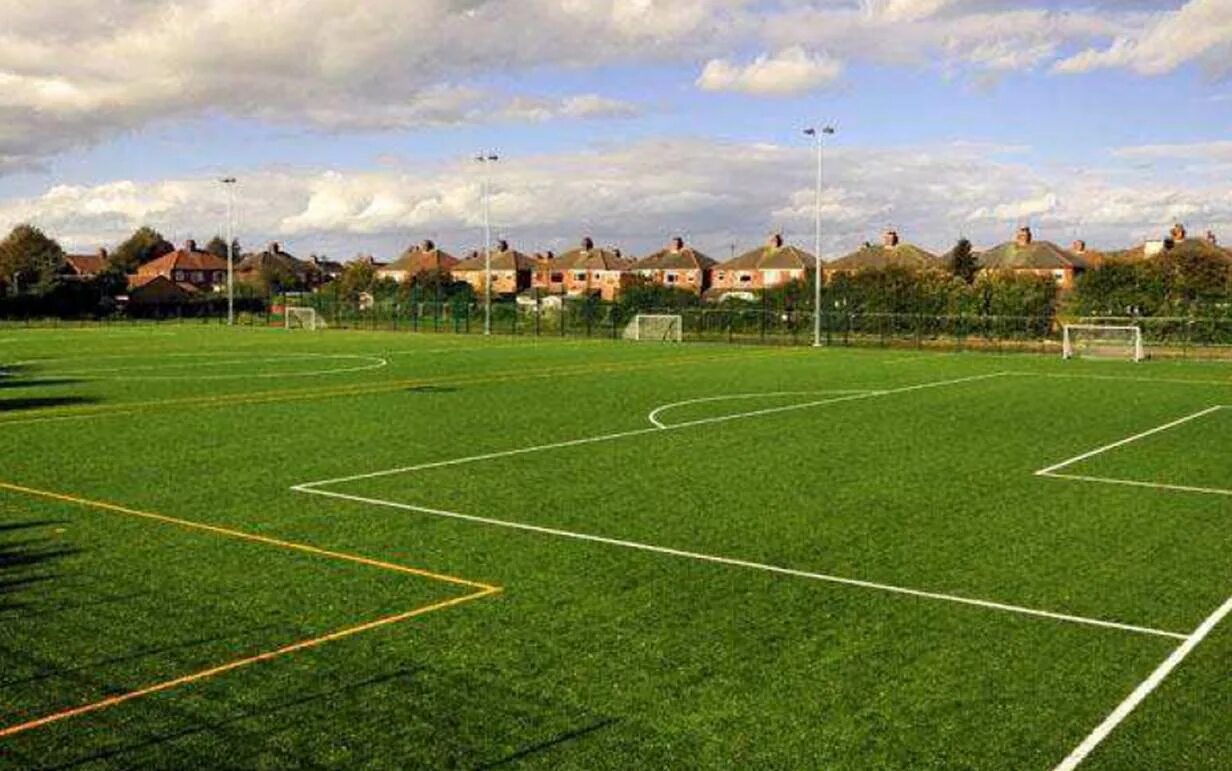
[6,300,1230,359]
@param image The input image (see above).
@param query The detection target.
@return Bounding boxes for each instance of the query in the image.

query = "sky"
[1,0,1230,261]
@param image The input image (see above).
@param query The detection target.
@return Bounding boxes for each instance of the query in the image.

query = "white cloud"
[1112,141,1232,162]
[1053,0,1232,76]
[697,47,843,95]
[6,137,1229,259]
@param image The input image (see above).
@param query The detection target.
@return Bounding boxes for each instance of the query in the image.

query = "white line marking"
[1035,406,1225,476]
[294,487,1185,640]
[647,390,879,429]
[1041,473,1232,498]
[1054,595,1232,770]
[293,370,1188,639]
[1007,371,1232,388]
[298,372,1007,489]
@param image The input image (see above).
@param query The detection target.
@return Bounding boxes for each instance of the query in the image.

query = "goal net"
[285,307,324,331]
[623,314,683,342]
[1063,324,1144,362]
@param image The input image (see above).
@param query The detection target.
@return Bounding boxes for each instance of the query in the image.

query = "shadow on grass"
[0,395,98,413]
[0,378,84,390]
[477,717,622,769]
[405,385,459,394]
[0,523,77,613]
[0,622,286,692]
[43,669,423,771]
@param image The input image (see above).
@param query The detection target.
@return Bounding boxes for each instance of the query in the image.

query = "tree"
[948,238,979,284]
[110,226,173,273]
[205,235,241,261]
[336,258,378,303]
[0,224,65,296]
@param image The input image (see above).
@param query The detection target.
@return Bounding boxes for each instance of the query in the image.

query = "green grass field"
[1,326,1228,769]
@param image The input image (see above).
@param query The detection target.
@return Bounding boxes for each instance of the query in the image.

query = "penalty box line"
[0,481,501,740]
[293,371,1187,641]
[1036,405,1231,496]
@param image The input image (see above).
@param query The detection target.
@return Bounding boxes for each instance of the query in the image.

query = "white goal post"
[623,314,683,342]
[1063,324,1144,362]
[285,306,324,331]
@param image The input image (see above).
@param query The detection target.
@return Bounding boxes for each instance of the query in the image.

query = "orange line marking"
[0,482,503,739]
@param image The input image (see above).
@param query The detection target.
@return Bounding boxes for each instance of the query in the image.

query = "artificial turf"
[0,324,1228,768]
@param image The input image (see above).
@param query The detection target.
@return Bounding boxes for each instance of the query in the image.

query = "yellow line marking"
[0,481,502,738]
[0,588,498,739]
[0,347,799,427]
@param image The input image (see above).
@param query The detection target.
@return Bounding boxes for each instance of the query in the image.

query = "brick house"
[632,237,716,295]
[709,234,817,293]
[1104,224,1231,266]
[977,227,1089,289]
[453,240,535,296]
[538,237,633,301]
[828,231,940,275]
[125,274,196,306]
[236,242,319,289]
[135,240,227,291]
[377,239,459,284]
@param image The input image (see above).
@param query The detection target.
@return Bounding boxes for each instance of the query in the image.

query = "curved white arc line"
[48,353,388,381]
[647,389,878,429]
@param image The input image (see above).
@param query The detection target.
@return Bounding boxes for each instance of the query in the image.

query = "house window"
[193,271,204,282]
[174,271,185,281]
[765,271,780,284]
[666,273,677,284]
[738,274,752,283]
[550,272,563,283]
[593,272,602,281]
[574,272,586,281]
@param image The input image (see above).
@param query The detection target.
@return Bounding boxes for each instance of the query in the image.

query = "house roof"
[718,235,816,271]
[634,238,716,271]
[127,274,198,295]
[829,239,940,271]
[385,239,458,274]
[137,241,227,275]
[553,238,632,271]
[1107,237,1232,265]
[454,241,536,271]
[63,252,108,276]
[237,243,311,277]
[977,238,1087,271]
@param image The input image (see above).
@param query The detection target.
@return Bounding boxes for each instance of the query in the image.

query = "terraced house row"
[61,224,1230,306]
[371,223,1229,302]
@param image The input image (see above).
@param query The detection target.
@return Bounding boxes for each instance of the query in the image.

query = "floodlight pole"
[220,176,237,326]
[476,152,499,336]
[804,125,834,348]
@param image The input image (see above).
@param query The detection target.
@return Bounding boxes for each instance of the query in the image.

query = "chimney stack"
[97,247,109,259]
[1205,230,1218,246]
[670,236,685,252]
[882,230,900,248]
[543,250,554,261]
[421,239,435,252]
[1071,239,1087,254]
[1170,223,1187,242]
[497,239,509,252]
[184,239,197,252]
[268,242,280,255]
[768,233,783,249]
[1014,227,1032,247]
[581,236,594,251]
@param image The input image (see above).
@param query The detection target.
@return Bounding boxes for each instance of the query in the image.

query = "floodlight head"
[220,176,237,184]
[822,126,836,135]
[803,128,816,137]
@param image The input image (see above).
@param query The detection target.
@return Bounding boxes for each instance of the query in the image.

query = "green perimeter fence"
[4,301,1232,359]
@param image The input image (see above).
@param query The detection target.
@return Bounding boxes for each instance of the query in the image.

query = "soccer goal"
[623,314,683,342]
[285,307,324,331]
[1062,324,1144,362]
